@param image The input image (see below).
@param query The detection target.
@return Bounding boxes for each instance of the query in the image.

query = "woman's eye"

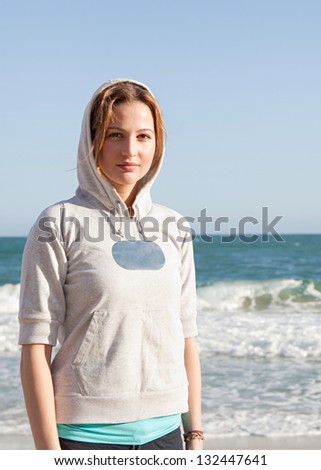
[107,132,122,139]
[138,134,151,140]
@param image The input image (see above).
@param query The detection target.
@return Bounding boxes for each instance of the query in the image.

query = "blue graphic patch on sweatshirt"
[112,241,165,270]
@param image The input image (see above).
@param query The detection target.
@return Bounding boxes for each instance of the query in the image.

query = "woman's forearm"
[20,344,60,450]
[182,336,203,449]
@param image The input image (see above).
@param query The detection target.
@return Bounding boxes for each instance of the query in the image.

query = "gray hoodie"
[19,79,198,424]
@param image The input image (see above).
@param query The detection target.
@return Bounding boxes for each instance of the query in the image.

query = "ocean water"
[1,234,321,438]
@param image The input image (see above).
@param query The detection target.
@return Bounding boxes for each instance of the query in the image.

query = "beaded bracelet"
[183,430,204,442]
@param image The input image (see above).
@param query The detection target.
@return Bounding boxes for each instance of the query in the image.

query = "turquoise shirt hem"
[57,414,182,446]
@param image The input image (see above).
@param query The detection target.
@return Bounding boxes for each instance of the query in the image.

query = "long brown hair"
[90,81,165,174]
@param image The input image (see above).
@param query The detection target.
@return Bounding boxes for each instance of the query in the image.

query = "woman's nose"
[121,136,138,157]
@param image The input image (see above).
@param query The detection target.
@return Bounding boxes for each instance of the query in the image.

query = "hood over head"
[76,79,164,218]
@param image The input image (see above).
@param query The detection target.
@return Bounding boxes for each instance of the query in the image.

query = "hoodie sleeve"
[179,222,198,338]
[18,205,67,346]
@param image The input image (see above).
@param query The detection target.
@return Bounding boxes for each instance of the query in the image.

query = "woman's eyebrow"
[108,126,154,133]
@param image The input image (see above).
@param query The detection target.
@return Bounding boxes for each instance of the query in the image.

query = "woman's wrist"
[183,430,204,442]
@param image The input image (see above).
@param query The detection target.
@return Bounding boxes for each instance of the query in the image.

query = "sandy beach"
[0,434,320,450]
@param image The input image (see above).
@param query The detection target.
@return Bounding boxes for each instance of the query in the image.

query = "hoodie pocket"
[71,308,186,397]
[71,309,143,397]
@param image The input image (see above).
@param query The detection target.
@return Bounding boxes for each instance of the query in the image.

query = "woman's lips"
[117,163,139,171]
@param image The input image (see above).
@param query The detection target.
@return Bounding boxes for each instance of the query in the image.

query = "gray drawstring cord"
[135,206,148,241]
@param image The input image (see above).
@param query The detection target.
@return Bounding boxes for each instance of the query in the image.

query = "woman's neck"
[115,185,138,216]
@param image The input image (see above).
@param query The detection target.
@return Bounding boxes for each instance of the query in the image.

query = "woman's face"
[99,101,156,197]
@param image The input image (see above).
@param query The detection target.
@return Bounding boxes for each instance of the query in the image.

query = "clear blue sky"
[0,0,320,235]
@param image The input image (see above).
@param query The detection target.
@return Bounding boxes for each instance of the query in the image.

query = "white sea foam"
[0,283,20,314]
[0,284,20,353]
[203,408,321,437]
[197,278,321,314]
[197,309,321,359]
[0,405,31,435]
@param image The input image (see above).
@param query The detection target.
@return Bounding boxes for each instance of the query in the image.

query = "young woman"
[19,79,203,450]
